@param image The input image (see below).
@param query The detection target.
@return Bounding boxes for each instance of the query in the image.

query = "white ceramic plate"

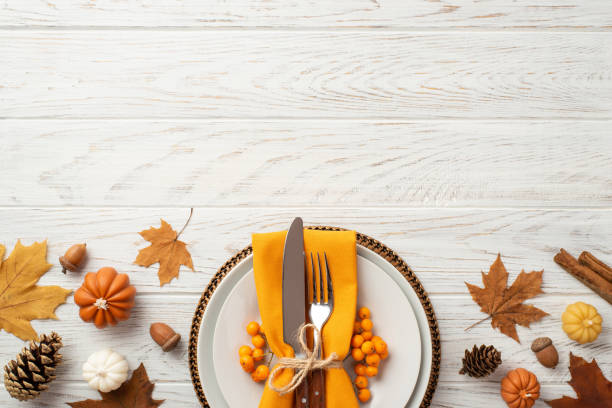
[196,246,433,408]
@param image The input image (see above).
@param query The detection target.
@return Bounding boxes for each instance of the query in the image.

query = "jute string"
[268,323,342,395]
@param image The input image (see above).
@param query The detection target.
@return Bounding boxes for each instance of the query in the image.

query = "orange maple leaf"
[134,212,194,286]
[547,353,612,408]
[465,254,548,343]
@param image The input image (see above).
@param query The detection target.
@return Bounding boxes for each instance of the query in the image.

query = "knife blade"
[282,217,308,407]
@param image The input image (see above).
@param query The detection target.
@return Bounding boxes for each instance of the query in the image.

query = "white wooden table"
[1,1,611,407]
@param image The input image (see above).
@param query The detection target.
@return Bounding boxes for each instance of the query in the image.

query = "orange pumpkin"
[74,267,136,329]
[500,368,540,408]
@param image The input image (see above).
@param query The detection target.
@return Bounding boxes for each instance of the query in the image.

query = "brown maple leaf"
[134,209,194,286]
[67,363,164,408]
[465,254,548,343]
[547,353,612,408]
[0,240,71,341]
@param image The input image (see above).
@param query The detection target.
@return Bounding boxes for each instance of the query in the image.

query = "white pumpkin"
[82,349,129,392]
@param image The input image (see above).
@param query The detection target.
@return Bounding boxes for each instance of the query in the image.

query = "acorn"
[531,337,558,368]
[59,243,87,274]
[150,322,181,352]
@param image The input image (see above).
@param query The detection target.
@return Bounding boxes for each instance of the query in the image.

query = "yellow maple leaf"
[0,240,71,341]
[134,219,194,286]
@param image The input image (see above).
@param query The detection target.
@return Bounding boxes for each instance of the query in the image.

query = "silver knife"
[282,217,309,408]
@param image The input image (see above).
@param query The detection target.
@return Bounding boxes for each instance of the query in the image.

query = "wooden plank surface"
[3,0,612,405]
[2,0,612,29]
[0,208,609,295]
[0,382,599,408]
[2,32,612,119]
[0,208,609,407]
[1,120,610,207]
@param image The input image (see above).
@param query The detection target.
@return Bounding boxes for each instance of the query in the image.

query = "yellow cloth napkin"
[252,228,359,408]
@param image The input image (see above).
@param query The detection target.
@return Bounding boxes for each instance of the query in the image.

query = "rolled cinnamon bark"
[579,251,612,284]
[554,249,612,305]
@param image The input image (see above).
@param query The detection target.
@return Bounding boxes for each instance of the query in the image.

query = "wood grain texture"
[0,206,609,405]
[2,0,612,404]
[0,291,607,406]
[0,208,608,295]
[2,32,611,119]
[2,0,612,29]
[0,382,597,408]
[0,292,608,383]
[1,120,610,207]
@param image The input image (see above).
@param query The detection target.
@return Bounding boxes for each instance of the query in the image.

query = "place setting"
[188,217,441,407]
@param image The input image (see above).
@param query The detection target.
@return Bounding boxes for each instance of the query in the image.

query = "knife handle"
[295,378,309,408]
[308,369,325,408]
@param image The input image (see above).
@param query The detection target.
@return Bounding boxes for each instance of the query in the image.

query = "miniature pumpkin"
[82,349,128,392]
[500,368,540,408]
[562,301,602,344]
[74,267,136,329]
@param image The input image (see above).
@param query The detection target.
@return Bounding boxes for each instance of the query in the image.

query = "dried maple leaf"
[465,254,548,343]
[0,240,71,341]
[547,353,612,408]
[68,363,164,408]
[134,210,194,286]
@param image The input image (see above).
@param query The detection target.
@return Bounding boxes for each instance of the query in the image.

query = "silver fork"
[308,252,334,408]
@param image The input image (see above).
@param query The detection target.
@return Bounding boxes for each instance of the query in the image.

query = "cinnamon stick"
[554,248,612,305]
[579,251,612,284]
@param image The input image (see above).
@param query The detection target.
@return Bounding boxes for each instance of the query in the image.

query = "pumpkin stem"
[465,315,492,331]
[94,298,108,310]
[176,208,194,241]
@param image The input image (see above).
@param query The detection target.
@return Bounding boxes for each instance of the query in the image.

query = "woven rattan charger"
[188,226,441,408]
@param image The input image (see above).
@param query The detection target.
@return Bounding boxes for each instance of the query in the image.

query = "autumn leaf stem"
[465,315,492,331]
[175,208,194,241]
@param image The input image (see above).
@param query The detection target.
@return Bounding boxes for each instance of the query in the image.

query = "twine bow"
[268,323,342,395]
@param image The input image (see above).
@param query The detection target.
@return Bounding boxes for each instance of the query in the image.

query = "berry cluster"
[238,321,270,383]
[350,307,389,403]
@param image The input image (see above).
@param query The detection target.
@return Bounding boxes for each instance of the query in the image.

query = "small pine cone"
[459,344,501,378]
[4,332,63,401]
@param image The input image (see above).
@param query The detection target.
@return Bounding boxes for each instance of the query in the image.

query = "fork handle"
[309,369,325,408]
[295,378,309,408]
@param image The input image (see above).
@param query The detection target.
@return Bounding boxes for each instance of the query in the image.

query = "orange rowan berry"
[358,388,371,402]
[252,365,270,382]
[366,353,381,367]
[361,319,373,331]
[374,340,387,354]
[246,321,260,336]
[238,345,253,357]
[354,363,367,376]
[358,307,371,320]
[351,334,365,348]
[353,321,363,334]
[365,365,378,377]
[361,331,373,341]
[355,375,368,389]
[240,355,255,373]
[352,348,365,361]
[252,334,266,349]
[380,349,389,360]
[361,341,375,355]
[252,348,265,362]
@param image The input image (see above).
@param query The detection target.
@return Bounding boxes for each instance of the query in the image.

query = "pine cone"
[4,332,63,401]
[459,344,501,378]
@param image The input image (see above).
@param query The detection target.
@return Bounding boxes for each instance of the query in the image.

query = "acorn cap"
[162,333,181,352]
[59,256,77,273]
[531,337,552,352]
